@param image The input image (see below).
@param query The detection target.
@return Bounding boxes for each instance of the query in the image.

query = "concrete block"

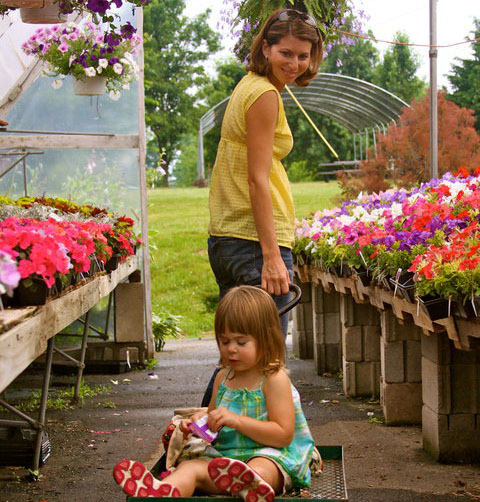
[342,326,363,362]
[114,283,145,342]
[324,313,342,344]
[292,314,313,359]
[421,331,451,365]
[314,341,341,375]
[381,340,405,383]
[422,357,451,414]
[340,294,355,327]
[381,381,422,425]
[298,279,311,303]
[449,413,477,432]
[363,326,380,362]
[381,310,421,342]
[293,302,313,331]
[354,301,380,327]
[343,360,380,396]
[451,363,478,414]
[422,405,480,463]
[405,340,422,383]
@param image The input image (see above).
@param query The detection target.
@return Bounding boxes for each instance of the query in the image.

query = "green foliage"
[371,32,426,104]
[173,135,199,187]
[143,0,221,184]
[152,311,183,351]
[4,380,111,412]
[447,19,480,133]
[233,0,356,62]
[61,161,126,208]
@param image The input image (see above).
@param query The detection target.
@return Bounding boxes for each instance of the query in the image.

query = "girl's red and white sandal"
[208,457,275,502]
[113,459,180,498]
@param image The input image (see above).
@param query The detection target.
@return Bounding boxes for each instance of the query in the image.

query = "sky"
[184,0,479,90]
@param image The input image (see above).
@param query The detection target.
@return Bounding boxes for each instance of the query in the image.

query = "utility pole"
[429,0,438,179]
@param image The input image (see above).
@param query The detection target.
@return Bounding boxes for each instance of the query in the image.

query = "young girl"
[113,286,315,500]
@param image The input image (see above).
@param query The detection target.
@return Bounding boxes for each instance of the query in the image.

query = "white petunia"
[85,67,96,77]
[96,66,103,74]
[113,63,123,75]
[98,58,108,69]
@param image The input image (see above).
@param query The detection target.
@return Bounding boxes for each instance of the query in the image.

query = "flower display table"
[0,255,138,469]
[293,264,480,463]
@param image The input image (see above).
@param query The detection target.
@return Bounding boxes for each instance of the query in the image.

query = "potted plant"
[21,22,141,99]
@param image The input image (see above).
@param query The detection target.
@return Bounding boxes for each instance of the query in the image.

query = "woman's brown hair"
[214,285,285,373]
[247,8,323,87]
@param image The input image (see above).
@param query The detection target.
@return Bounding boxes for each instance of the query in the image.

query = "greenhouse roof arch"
[197,72,409,177]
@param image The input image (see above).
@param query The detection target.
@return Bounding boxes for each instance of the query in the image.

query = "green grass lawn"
[147,181,340,337]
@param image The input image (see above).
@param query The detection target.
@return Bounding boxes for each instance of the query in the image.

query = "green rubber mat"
[127,446,347,502]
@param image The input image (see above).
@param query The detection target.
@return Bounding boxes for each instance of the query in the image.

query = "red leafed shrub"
[338,91,480,199]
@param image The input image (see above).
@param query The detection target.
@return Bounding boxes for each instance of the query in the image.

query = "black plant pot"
[352,267,371,287]
[418,295,453,321]
[390,272,415,302]
[14,278,53,307]
[105,255,120,272]
[329,263,352,278]
[453,300,477,320]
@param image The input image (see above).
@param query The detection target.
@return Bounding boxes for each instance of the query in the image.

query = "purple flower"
[120,22,136,39]
[108,57,119,65]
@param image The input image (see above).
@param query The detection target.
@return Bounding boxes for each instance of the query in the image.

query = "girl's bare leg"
[164,457,224,496]
[246,457,283,494]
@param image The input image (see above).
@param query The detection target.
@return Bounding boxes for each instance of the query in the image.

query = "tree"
[338,91,480,199]
[372,32,426,104]
[447,19,480,133]
[197,58,246,179]
[143,0,220,185]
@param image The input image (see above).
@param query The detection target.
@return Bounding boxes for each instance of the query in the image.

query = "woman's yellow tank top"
[208,72,295,248]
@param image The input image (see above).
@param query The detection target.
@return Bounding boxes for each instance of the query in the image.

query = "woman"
[208,8,323,337]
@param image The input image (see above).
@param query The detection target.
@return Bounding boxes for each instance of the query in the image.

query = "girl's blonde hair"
[215,285,285,373]
[247,8,323,87]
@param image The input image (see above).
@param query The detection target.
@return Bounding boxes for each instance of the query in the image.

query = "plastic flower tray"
[127,446,348,502]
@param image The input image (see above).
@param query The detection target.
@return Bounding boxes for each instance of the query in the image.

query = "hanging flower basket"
[73,76,107,96]
[1,0,66,23]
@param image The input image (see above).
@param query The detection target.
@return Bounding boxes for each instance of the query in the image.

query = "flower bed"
[0,197,141,307]
[294,169,480,317]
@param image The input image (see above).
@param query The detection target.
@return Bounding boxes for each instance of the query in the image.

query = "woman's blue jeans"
[202,236,293,407]
[207,236,293,336]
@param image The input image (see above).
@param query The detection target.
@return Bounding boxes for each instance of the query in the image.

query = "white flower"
[109,90,121,101]
[113,63,123,75]
[96,66,103,74]
[52,79,63,90]
[98,58,108,69]
[85,67,96,77]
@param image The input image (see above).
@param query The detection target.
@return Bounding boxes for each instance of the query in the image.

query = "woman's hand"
[262,253,290,296]
[208,407,241,432]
